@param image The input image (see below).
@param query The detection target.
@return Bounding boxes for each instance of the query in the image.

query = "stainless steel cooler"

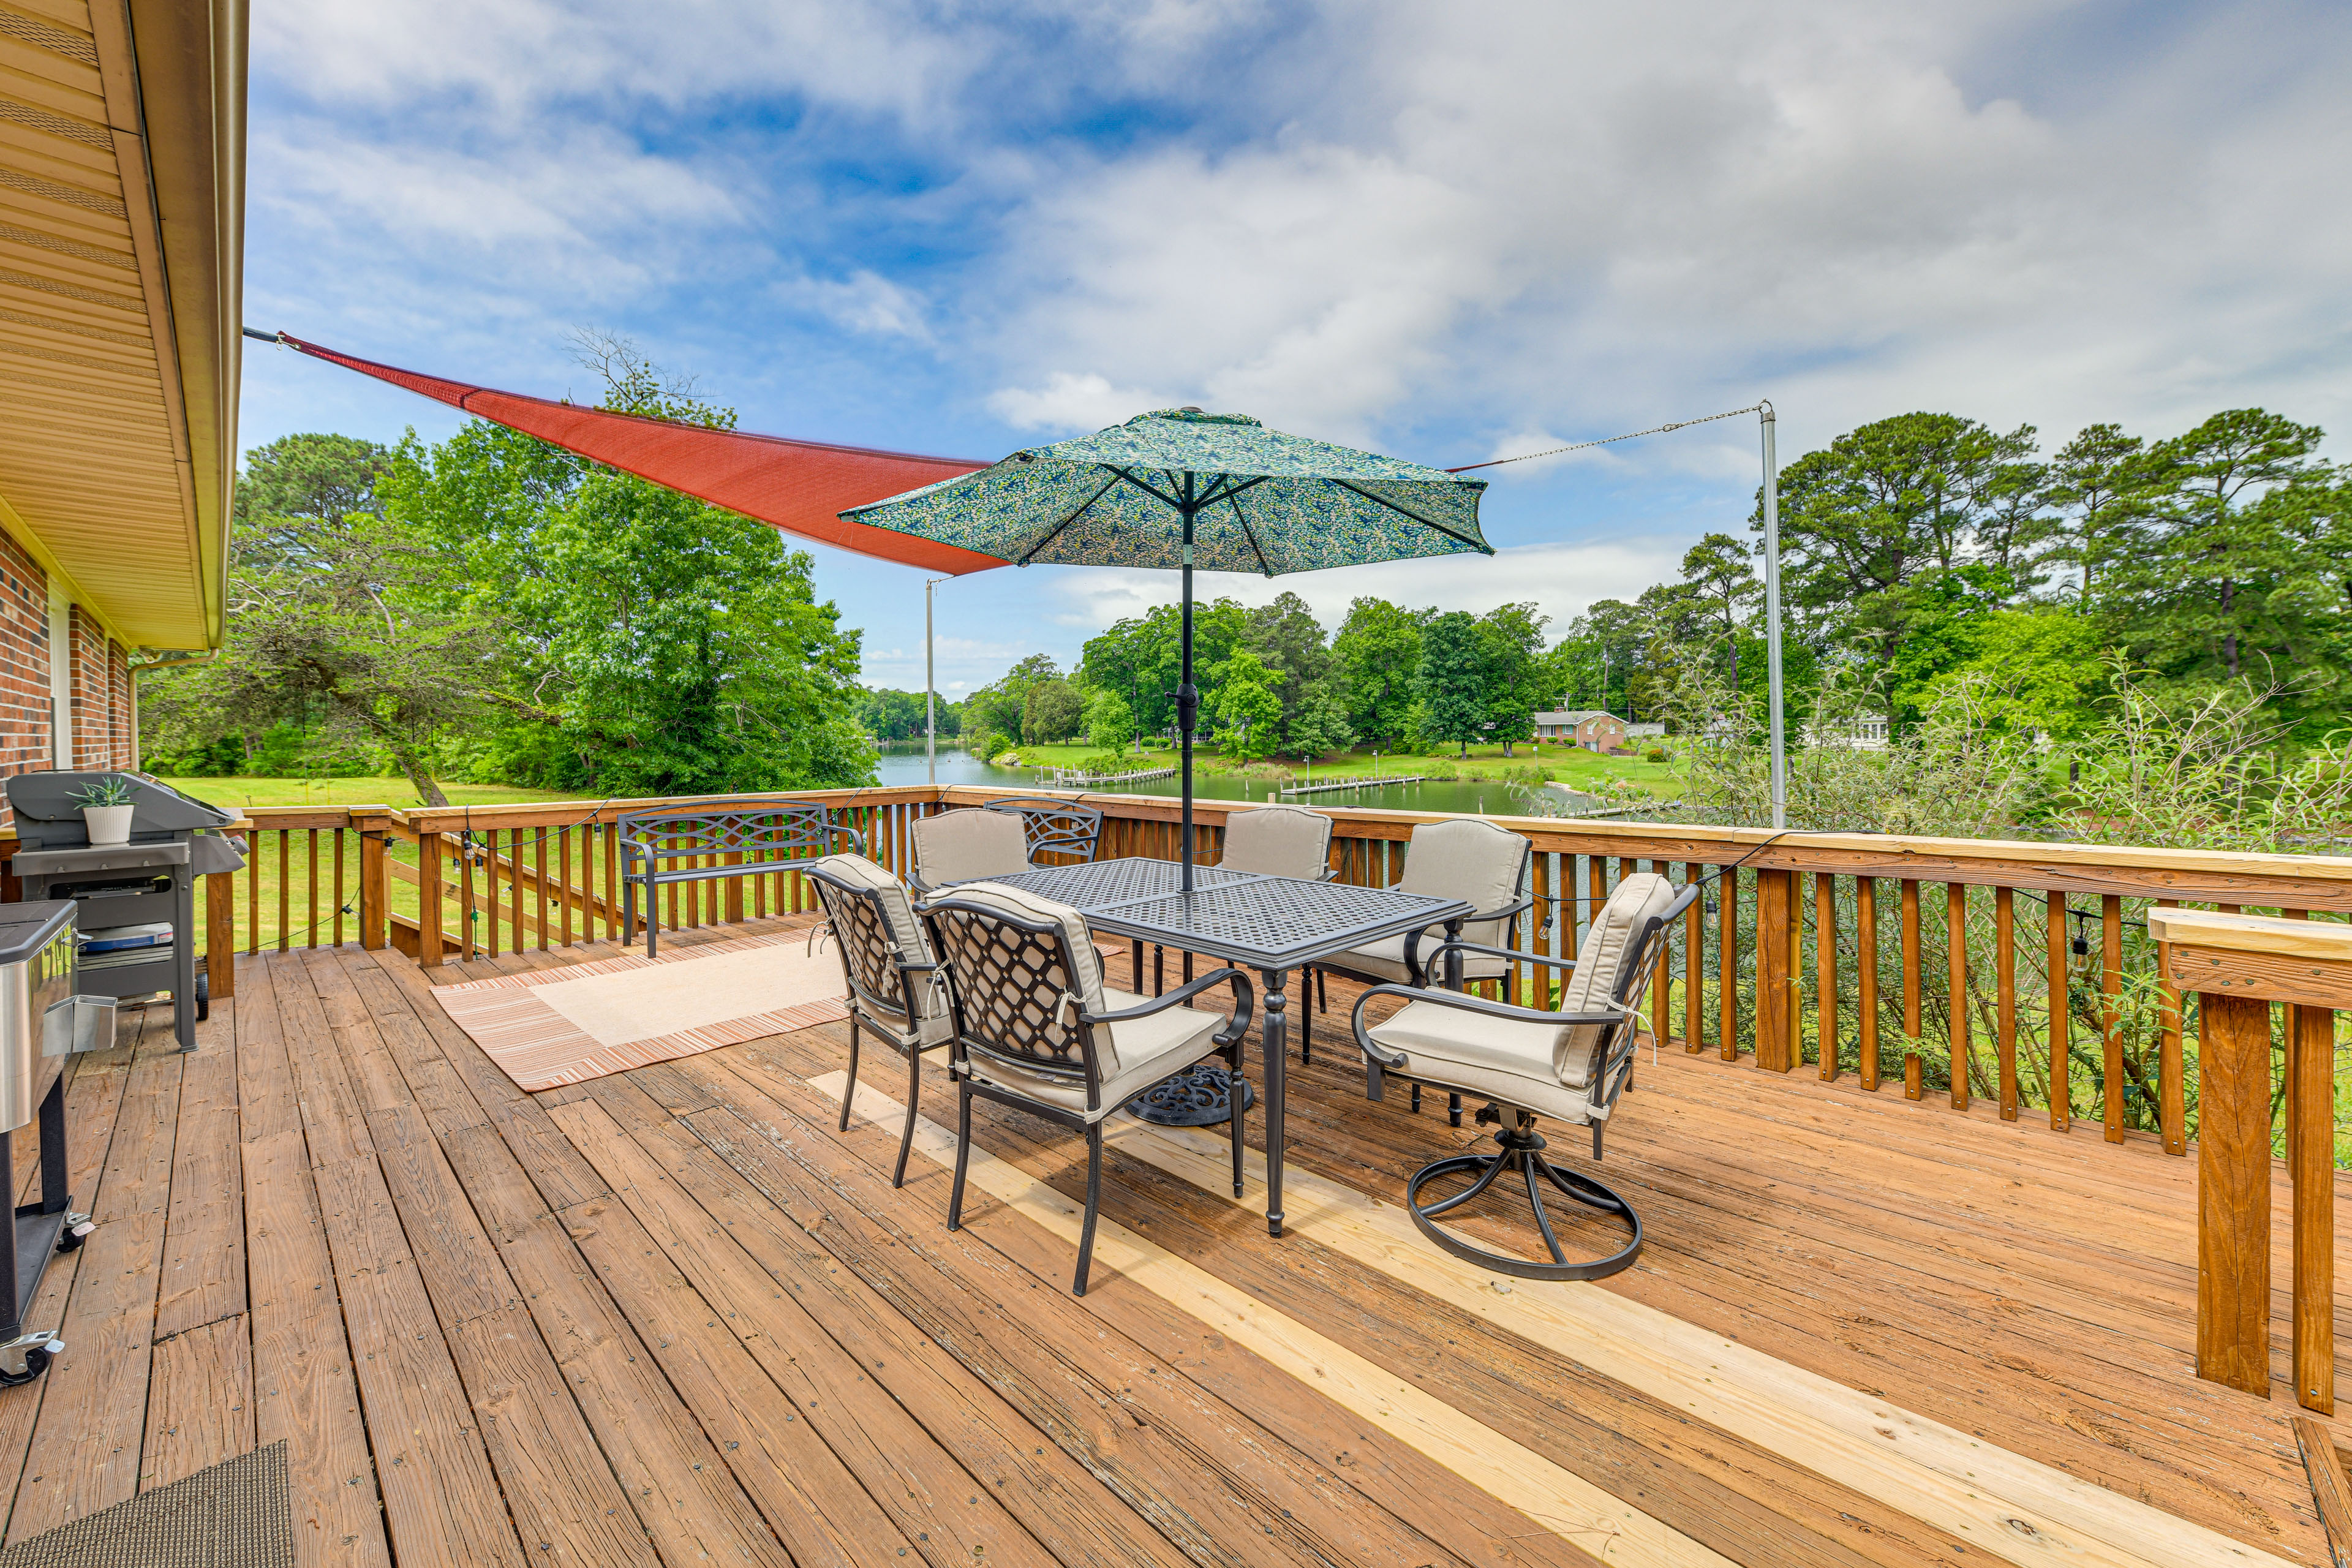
[0,900,113,1385]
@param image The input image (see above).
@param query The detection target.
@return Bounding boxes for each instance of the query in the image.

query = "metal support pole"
[924,577,941,787]
[1760,402,1787,830]
[1178,500,1197,896]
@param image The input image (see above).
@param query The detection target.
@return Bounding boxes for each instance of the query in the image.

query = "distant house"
[1804,717,1890,751]
[1534,710,1629,752]
[1626,722,1665,742]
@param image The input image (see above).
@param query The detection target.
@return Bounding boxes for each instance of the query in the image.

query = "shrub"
[1645,746,1667,763]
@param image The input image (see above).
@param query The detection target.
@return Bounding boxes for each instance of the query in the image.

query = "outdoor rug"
[0,1440,292,1568]
[432,931,849,1091]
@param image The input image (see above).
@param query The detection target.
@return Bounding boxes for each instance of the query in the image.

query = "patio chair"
[922,881,1254,1295]
[1218,802,1335,881]
[1306,817,1534,1073]
[803,854,951,1189]
[1348,870,1695,1281]
[1137,803,1335,997]
[910,807,1031,895]
[982,796,1105,865]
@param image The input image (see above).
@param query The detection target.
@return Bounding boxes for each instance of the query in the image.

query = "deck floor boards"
[0,924,2331,1567]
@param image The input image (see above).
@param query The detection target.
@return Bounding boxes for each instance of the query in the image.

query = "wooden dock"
[1281,772,1430,795]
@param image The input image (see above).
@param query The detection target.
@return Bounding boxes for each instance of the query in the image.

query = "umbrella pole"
[1178,503,1197,895]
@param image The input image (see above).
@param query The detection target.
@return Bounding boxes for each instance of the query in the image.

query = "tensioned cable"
[1447,403,1766,474]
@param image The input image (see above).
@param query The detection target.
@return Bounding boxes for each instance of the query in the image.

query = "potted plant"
[68,776,138,845]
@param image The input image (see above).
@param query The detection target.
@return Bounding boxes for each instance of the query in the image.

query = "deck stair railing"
[9,782,2337,1409]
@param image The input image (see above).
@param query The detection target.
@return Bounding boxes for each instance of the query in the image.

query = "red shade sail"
[276,333,1003,575]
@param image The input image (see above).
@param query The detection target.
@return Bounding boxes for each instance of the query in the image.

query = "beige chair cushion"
[1325,930,1509,987]
[932,880,1114,1073]
[962,987,1228,1123]
[913,809,1030,888]
[1398,817,1526,948]
[1218,805,1333,881]
[1366,997,1601,1124]
[1555,871,1677,1065]
[806,853,951,1044]
[1364,869,1681,1118]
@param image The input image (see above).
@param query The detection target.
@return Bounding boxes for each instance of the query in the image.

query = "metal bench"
[617,802,864,957]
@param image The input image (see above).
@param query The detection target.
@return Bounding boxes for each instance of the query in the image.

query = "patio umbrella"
[840,407,1492,892]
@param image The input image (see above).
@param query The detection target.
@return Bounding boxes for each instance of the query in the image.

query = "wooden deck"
[0,916,2339,1567]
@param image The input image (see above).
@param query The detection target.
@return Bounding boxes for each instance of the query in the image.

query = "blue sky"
[237,0,2352,696]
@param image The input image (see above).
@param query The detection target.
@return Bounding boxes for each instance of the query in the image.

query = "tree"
[1077,598,1246,739]
[1679,532,1759,690]
[1086,688,1136,752]
[2105,409,2328,683]
[2041,424,2154,606]
[1021,678,1085,744]
[1767,412,2048,711]
[1415,612,1489,755]
[1240,590,1343,751]
[142,433,491,805]
[856,688,930,741]
[1212,649,1283,761]
[381,337,873,795]
[1332,597,1424,745]
[1477,602,1548,755]
[1283,680,1355,759]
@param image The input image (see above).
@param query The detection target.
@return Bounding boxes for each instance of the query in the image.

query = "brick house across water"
[1532,710,1629,752]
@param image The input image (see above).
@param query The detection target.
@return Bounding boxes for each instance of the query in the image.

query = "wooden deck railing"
[197,790,2352,1152]
[133,783,2348,1409]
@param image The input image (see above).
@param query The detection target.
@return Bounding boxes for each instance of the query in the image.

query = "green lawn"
[153,775,597,812]
[1000,742,1684,797]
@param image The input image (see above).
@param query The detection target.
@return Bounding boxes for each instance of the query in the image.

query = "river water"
[871,742,1604,817]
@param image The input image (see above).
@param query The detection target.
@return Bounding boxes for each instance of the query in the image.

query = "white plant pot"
[83,804,133,845]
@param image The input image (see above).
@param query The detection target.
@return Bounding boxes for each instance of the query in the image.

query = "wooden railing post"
[205,842,236,1000]
[419,827,445,968]
[2152,907,2342,1412]
[2193,989,2272,1398]
[1756,867,1794,1072]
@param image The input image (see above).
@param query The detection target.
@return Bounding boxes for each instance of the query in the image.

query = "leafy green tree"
[1415,611,1489,755]
[1020,677,1085,744]
[1477,603,1548,755]
[1086,688,1136,752]
[1332,597,1424,745]
[1282,680,1354,759]
[1926,607,2106,742]
[1768,412,2048,709]
[1077,598,1246,740]
[1212,649,1283,761]
[1240,590,1343,750]
[143,433,491,805]
[382,340,872,795]
[857,688,930,741]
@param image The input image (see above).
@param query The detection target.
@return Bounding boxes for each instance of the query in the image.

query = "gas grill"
[5,773,243,1054]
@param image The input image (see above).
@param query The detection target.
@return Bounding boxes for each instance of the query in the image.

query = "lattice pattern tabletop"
[979,858,1469,970]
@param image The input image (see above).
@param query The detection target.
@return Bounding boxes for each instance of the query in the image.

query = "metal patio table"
[965,858,1472,1238]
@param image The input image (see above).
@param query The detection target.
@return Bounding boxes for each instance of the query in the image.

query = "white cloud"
[986,372,1174,432]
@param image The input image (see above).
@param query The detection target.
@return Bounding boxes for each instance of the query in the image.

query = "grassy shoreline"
[986,741,1683,797]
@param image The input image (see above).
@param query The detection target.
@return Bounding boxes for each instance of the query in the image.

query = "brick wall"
[107,637,130,769]
[68,604,110,771]
[0,535,47,785]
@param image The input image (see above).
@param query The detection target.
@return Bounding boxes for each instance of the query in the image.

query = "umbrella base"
[1126,1062,1255,1126]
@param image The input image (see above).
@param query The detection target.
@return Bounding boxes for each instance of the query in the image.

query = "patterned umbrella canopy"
[843,407,1492,894]
[839,406,1491,573]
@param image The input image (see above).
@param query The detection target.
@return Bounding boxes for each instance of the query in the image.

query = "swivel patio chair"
[1307,817,1534,1079]
[803,854,952,1189]
[1348,870,1695,1281]
[922,881,1254,1295]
